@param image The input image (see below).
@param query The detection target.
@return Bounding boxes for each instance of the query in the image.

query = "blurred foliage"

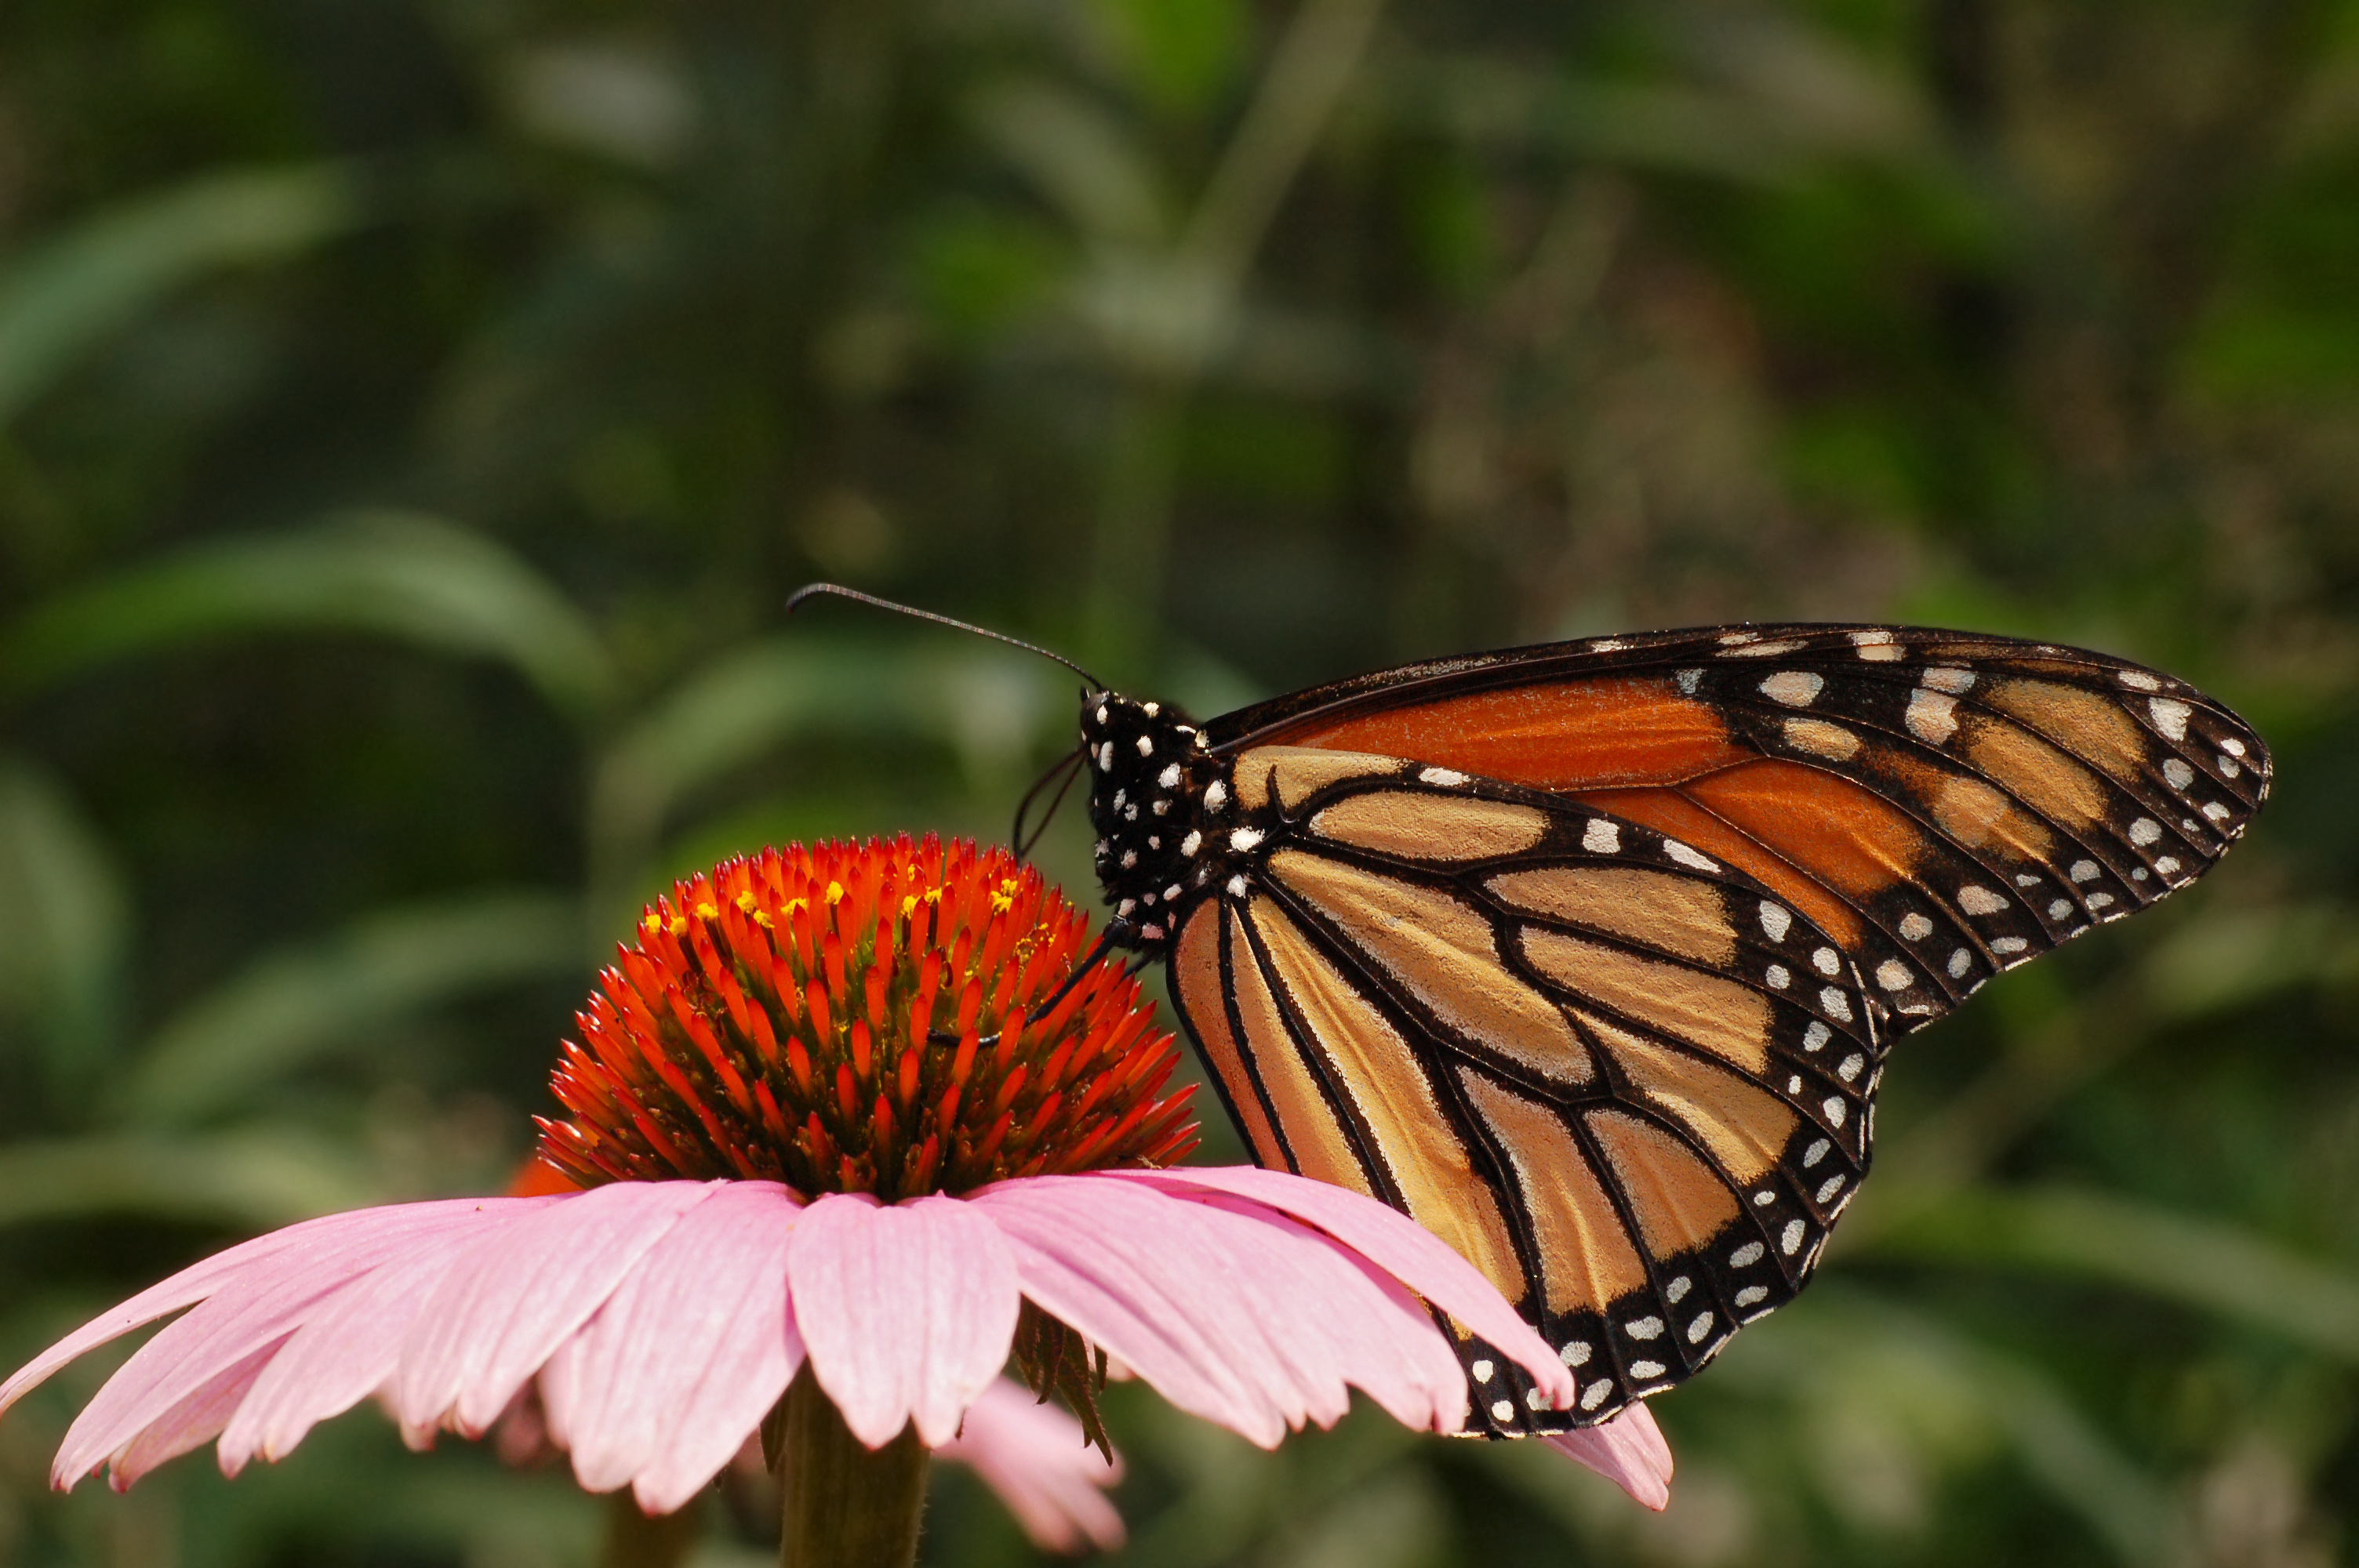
[1,0,2355,1563]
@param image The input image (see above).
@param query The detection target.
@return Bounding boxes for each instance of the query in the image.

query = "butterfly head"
[1080,691,1224,951]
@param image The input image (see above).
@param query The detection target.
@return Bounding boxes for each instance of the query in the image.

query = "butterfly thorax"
[1081,692,1232,952]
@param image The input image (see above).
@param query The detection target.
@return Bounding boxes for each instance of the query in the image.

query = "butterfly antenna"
[1013,746,1087,859]
[786,583,1103,688]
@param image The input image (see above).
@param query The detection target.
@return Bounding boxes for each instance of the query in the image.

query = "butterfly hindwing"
[1163,759,1885,1431]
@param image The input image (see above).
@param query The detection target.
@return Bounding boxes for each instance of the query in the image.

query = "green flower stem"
[775,1369,931,1568]
[598,1490,701,1568]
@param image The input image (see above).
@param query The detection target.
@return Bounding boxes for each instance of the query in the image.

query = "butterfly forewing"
[1211,625,2268,1040]
[1083,623,2268,1432]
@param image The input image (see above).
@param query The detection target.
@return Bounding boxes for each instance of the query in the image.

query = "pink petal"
[1543,1403,1674,1511]
[940,1379,1125,1554]
[53,1200,555,1488]
[394,1181,722,1439]
[215,1242,471,1476]
[552,1181,807,1514]
[2,1196,554,1426]
[970,1175,1466,1447]
[108,1342,280,1489]
[1109,1167,1576,1411]
[786,1193,1020,1449]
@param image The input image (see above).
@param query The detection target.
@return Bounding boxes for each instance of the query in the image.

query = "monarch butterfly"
[791,591,2269,1436]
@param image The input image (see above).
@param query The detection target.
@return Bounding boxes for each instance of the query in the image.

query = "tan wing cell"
[1310,791,1550,862]
[1248,896,1528,1301]
[1269,849,1593,1086]
[1457,1069,1649,1314]
[1485,866,1736,966]
[1517,927,1772,1075]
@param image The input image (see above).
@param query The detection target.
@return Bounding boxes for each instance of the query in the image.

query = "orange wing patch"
[1270,678,1752,790]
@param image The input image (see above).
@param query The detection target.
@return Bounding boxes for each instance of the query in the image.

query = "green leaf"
[119,891,585,1127]
[1,511,616,720]
[0,1128,383,1232]
[1697,1291,2190,1566]
[1864,1183,2359,1363]
[587,636,1062,893]
[0,756,129,1091]
[0,163,363,426]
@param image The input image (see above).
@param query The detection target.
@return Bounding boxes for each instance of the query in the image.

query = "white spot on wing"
[2118,670,2161,691]
[1921,666,1976,695]
[1625,1316,1663,1341]
[2149,698,2192,740]
[1874,960,1911,991]
[1736,1284,1770,1308]
[1803,1022,1831,1052]
[1158,762,1181,789]
[1760,670,1824,706]
[1812,946,1841,976]
[1582,819,1621,855]
[1899,913,1933,942]
[2163,758,2195,789]
[1958,885,2007,915]
[1906,689,1959,745]
[2070,860,2099,882]
[1230,828,1265,852]
[2130,817,2161,845]
[1664,840,1718,872]
[1561,1341,1590,1367]
[1724,638,1805,658]
[1781,1220,1806,1255]
[1136,735,1154,756]
[1676,669,1703,695]
[1948,948,1972,978]
[1419,767,1468,787]
[1992,936,2030,955]
[1760,902,1791,941]
[1819,989,1852,1022]
[1766,964,1790,989]
[1731,1241,1765,1267]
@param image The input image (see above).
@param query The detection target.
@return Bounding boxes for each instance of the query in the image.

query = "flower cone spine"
[540,835,1198,1198]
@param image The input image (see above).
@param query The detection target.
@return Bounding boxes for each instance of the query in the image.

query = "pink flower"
[0,1167,1668,1509]
[940,1380,1128,1553]
[0,837,1670,1541]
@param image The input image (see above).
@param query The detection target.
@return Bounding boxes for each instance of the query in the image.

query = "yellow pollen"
[991,890,1015,913]
[665,916,687,936]
[924,888,942,903]
[640,913,662,935]
[826,881,845,906]
[900,895,918,916]
[735,891,758,913]
[694,901,719,920]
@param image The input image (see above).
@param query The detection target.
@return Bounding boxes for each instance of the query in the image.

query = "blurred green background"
[1,0,2354,1563]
